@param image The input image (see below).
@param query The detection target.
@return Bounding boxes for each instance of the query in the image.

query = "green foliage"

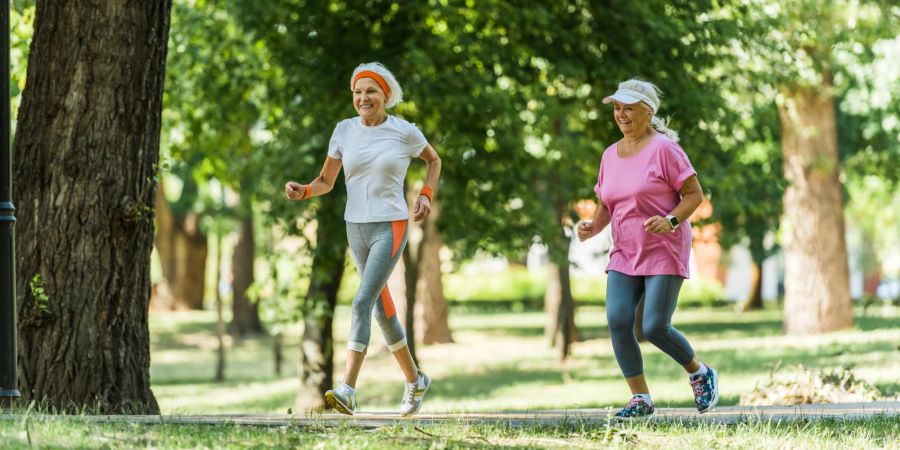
[28,274,49,315]
[10,4,34,135]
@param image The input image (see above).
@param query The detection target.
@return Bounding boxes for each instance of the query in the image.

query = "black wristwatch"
[665,214,679,232]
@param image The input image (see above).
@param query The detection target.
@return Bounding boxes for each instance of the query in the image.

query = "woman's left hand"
[644,215,673,234]
[413,195,432,222]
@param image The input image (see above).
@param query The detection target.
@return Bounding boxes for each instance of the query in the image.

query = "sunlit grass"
[148,305,900,415]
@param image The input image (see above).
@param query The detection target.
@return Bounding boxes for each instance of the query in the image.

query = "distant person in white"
[284,62,441,417]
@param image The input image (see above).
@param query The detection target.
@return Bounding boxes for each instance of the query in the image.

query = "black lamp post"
[0,1,21,403]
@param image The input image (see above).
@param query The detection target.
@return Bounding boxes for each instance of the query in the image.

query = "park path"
[3,402,897,428]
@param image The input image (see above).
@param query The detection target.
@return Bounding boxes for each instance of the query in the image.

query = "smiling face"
[613,100,653,137]
[353,77,387,121]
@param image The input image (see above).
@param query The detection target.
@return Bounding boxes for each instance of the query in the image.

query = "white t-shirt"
[327,115,429,223]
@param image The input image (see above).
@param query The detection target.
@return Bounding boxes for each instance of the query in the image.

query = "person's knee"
[607,313,634,335]
[641,320,669,343]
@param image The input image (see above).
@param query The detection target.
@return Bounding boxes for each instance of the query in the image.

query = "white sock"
[341,383,355,393]
[689,363,708,377]
[633,394,652,405]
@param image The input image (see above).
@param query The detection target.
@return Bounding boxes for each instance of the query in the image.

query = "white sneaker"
[324,383,357,415]
[400,370,431,417]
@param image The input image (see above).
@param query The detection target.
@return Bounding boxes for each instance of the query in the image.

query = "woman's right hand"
[284,181,305,200]
[576,221,596,242]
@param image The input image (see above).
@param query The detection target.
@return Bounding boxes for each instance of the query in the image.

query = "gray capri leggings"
[606,270,696,378]
[346,220,409,353]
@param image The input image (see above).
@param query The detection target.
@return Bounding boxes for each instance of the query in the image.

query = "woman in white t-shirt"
[284,62,442,417]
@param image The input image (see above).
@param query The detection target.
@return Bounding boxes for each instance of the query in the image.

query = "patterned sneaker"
[400,370,431,417]
[324,383,357,416]
[690,365,719,413]
[614,395,655,420]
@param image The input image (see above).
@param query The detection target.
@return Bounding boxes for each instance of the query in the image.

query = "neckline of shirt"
[615,132,661,159]
[358,115,392,129]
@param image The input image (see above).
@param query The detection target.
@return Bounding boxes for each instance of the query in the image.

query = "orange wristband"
[419,185,433,201]
[300,184,312,200]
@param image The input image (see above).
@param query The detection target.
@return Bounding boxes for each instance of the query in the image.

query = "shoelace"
[404,381,418,406]
[690,377,705,398]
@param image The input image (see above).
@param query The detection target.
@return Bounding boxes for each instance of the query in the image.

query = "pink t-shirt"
[594,133,696,278]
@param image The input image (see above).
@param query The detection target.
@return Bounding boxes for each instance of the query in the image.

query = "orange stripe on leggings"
[390,220,406,258]
[380,287,397,319]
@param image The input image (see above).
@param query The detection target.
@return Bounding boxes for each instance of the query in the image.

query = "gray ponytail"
[650,115,679,143]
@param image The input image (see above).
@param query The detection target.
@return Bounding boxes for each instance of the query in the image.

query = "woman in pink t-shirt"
[577,79,719,420]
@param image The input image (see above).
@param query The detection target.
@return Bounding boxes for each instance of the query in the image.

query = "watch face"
[667,216,679,227]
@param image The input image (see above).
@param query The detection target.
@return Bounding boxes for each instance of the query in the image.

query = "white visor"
[602,88,657,113]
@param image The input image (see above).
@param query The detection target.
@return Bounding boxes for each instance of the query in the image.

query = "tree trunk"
[230,212,263,336]
[414,201,453,345]
[295,185,347,412]
[401,242,419,364]
[740,262,764,312]
[153,184,207,310]
[214,227,225,383]
[779,81,853,334]
[544,262,576,360]
[13,0,172,413]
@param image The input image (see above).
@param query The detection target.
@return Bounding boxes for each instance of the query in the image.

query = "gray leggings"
[346,220,408,353]
[606,270,696,378]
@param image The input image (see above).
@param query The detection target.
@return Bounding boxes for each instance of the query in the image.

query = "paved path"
[4,402,897,428]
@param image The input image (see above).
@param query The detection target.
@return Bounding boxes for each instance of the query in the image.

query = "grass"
[1,304,897,448]
[1,414,897,449]
[148,305,899,414]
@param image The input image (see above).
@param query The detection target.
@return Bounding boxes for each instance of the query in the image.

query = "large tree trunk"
[295,185,347,412]
[779,81,853,334]
[230,211,263,336]
[415,201,453,345]
[13,0,171,413]
[153,184,207,310]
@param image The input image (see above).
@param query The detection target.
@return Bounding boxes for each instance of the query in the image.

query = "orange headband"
[353,70,391,98]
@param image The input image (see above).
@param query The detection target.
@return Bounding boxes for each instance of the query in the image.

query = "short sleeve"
[327,122,343,159]
[661,141,696,191]
[405,122,429,157]
[593,157,604,200]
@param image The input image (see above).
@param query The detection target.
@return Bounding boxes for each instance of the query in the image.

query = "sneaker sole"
[324,391,354,416]
[614,410,655,422]
[400,377,431,417]
[698,369,720,414]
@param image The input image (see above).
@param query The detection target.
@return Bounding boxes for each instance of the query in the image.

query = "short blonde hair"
[350,62,404,109]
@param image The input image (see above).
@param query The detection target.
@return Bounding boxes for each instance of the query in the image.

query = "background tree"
[13,0,172,413]
[162,0,284,335]
[731,0,898,333]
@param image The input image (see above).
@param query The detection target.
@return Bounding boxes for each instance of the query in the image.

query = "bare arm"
[284,157,342,200]
[413,144,442,222]
[643,175,705,234]
[577,200,611,242]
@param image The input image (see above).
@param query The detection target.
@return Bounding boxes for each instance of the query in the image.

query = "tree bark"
[153,184,207,310]
[295,186,347,412]
[230,212,263,336]
[779,81,853,334]
[414,201,453,345]
[13,0,172,413]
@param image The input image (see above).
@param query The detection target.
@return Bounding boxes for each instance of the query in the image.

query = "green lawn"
[2,414,897,449]
[2,305,898,449]
[148,305,900,414]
